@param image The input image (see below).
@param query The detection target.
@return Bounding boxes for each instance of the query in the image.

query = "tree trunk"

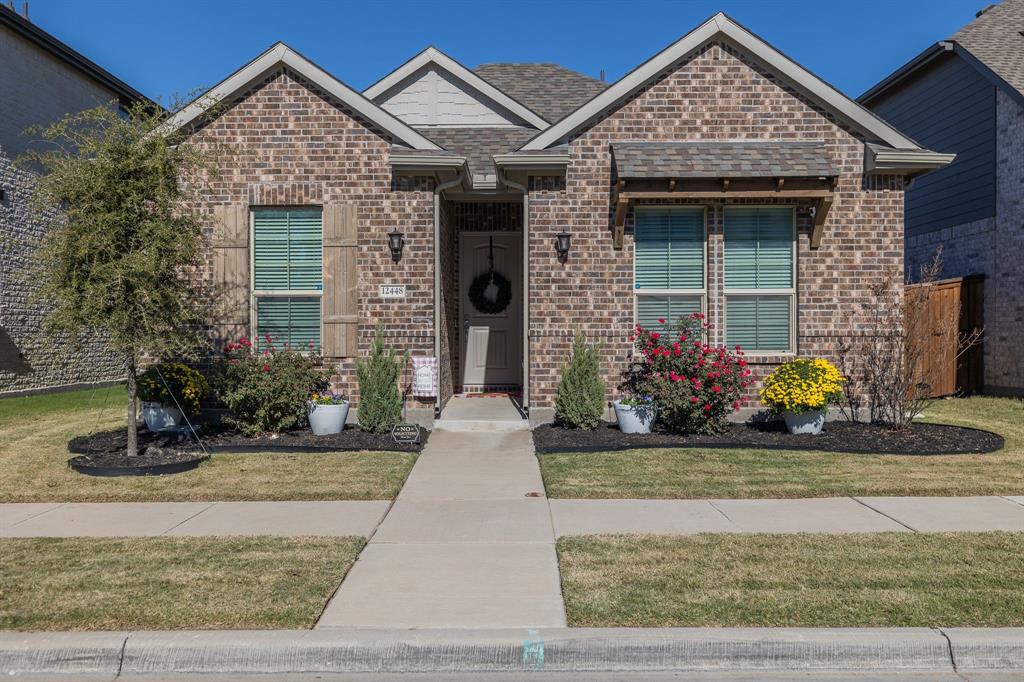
[126,355,138,457]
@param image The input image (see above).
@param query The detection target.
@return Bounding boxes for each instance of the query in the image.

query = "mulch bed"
[68,450,209,477]
[533,420,1004,456]
[68,423,429,460]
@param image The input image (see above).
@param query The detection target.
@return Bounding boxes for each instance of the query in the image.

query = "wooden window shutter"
[322,203,359,357]
[211,204,250,349]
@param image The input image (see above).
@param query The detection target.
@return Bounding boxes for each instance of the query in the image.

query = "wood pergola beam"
[618,189,833,200]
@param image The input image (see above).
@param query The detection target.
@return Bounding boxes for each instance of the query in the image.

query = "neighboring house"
[0,4,148,394]
[860,0,1024,396]
[165,11,950,425]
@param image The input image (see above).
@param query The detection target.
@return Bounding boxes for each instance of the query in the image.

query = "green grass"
[557,532,1024,627]
[0,386,415,502]
[0,536,363,630]
[540,396,1024,499]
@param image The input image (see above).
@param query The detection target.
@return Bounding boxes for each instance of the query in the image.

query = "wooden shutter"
[322,203,359,358]
[211,204,250,349]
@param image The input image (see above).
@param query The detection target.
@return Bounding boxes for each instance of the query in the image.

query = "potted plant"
[137,362,209,432]
[307,391,349,436]
[760,358,845,435]
[613,394,657,434]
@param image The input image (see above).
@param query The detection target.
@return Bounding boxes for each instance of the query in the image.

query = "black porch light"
[388,229,405,262]
[555,231,572,262]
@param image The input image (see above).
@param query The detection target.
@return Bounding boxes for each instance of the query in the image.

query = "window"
[252,208,323,348]
[723,207,795,353]
[634,207,705,330]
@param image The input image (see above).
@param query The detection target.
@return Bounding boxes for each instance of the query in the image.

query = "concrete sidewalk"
[0,501,390,538]
[550,495,1024,536]
[3,627,1023,678]
[5,495,1023,539]
[317,404,566,629]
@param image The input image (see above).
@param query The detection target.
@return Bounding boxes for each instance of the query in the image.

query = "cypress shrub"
[356,326,407,433]
[554,331,606,430]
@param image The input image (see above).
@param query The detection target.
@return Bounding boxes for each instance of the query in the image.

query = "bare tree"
[837,248,982,429]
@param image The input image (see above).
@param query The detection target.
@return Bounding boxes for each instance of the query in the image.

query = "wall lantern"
[388,230,405,262]
[555,231,572,263]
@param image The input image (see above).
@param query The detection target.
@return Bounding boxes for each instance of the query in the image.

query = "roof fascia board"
[951,43,1024,108]
[164,43,441,150]
[493,152,569,168]
[857,42,952,104]
[364,46,551,129]
[866,146,956,177]
[521,12,921,151]
[389,153,467,168]
[0,5,149,105]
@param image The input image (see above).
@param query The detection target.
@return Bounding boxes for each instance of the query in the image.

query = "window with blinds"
[634,207,705,331]
[723,207,795,353]
[252,208,323,349]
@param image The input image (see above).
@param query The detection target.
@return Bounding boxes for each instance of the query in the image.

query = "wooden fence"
[905,275,984,397]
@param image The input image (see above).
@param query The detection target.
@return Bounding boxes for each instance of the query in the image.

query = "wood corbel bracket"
[613,196,629,249]
[810,195,834,249]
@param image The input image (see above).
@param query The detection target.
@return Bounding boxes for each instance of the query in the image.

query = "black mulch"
[68,450,209,477]
[532,420,1004,456]
[68,423,429,458]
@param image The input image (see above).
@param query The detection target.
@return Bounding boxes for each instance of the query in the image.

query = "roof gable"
[364,47,550,129]
[472,63,608,123]
[164,43,440,150]
[520,12,923,151]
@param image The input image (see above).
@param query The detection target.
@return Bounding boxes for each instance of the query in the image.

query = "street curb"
[3,628,1022,676]
[0,631,127,677]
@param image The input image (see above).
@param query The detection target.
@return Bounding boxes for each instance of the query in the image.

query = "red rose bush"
[624,314,753,434]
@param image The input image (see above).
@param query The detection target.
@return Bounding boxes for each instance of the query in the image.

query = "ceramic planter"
[308,402,349,436]
[141,401,183,432]
[614,400,657,434]
[782,408,826,435]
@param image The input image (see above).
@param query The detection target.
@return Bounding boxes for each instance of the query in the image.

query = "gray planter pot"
[613,400,657,434]
[782,409,826,435]
[308,402,349,436]
[141,401,183,432]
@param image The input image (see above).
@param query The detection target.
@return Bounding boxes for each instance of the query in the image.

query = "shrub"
[631,314,751,434]
[215,336,330,436]
[555,331,606,430]
[760,358,844,415]
[137,362,209,416]
[356,327,407,433]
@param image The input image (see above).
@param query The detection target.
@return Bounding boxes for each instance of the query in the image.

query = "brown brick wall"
[527,41,906,408]
[184,67,435,405]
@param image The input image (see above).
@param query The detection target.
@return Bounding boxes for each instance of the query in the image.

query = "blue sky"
[25,0,986,104]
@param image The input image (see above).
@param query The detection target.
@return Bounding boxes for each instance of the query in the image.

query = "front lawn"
[0,536,363,630]
[557,532,1024,627]
[0,386,415,502]
[540,396,1024,499]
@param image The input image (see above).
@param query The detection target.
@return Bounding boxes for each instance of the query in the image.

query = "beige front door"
[460,233,522,389]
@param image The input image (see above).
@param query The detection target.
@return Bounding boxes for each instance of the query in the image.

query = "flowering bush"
[309,391,347,406]
[137,362,209,416]
[214,335,331,436]
[627,314,752,434]
[760,358,844,414]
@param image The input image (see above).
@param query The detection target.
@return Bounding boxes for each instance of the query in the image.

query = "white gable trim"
[164,43,441,150]
[364,46,550,130]
[520,13,922,151]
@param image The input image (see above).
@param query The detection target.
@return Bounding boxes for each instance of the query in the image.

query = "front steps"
[433,396,529,432]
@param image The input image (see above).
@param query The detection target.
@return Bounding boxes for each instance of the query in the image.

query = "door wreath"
[468,236,512,314]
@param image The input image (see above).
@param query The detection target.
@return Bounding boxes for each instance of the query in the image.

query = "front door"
[460,233,522,390]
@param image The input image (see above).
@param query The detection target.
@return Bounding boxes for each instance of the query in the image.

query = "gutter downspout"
[434,170,466,419]
[500,168,530,415]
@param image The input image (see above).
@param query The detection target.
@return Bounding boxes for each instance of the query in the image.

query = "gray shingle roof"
[953,0,1024,95]
[611,141,838,178]
[473,63,608,123]
[416,126,537,179]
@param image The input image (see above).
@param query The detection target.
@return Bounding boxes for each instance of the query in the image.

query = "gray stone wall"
[0,149,124,394]
[905,89,1024,395]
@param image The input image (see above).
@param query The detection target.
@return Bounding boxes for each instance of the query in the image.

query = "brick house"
[0,4,148,395]
[860,0,1024,396]
[168,12,951,425]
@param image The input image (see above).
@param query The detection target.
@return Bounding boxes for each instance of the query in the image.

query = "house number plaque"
[379,285,406,298]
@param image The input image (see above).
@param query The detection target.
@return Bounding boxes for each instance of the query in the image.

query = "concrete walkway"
[551,495,1024,536]
[317,397,564,629]
[0,501,390,538]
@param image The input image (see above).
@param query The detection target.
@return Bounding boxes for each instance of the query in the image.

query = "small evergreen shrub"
[215,335,330,436]
[356,327,407,433]
[555,331,606,430]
